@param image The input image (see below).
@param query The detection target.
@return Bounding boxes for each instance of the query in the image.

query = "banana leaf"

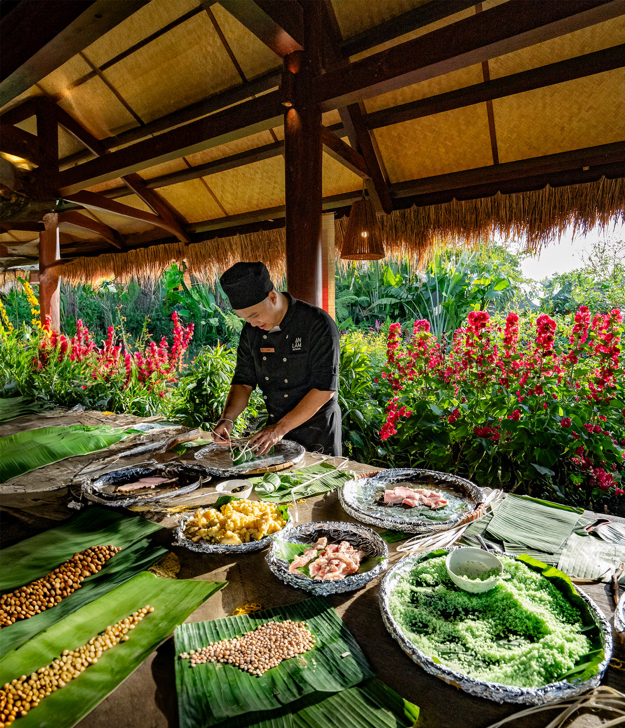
[175,596,373,728]
[272,541,382,578]
[0,572,226,728]
[251,464,352,504]
[0,424,129,482]
[0,507,163,592]
[215,678,419,728]
[0,538,168,658]
[0,396,45,424]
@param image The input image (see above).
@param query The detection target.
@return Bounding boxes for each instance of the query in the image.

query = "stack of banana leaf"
[175,597,420,728]
[0,573,226,728]
[0,508,168,658]
[0,396,48,425]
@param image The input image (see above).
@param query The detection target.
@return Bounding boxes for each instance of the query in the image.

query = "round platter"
[267,521,388,596]
[379,547,613,706]
[339,468,484,535]
[194,439,305,477]
[174,506,293,555]
[80,461,208,507]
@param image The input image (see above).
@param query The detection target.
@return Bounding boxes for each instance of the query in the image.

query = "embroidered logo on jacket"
[292,337,302,351]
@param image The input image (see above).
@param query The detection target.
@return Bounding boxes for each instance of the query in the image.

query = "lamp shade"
[339,198,385,260]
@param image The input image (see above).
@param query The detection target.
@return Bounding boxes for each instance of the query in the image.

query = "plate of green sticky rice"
[379,547,612,705]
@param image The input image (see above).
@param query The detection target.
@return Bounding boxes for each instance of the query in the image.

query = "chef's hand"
[249,423,288,455]
[212,418,233,447]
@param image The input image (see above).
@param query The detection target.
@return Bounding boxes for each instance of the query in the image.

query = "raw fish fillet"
[288,537,328,573]
[116,476,175,493]
[383,486,448,509]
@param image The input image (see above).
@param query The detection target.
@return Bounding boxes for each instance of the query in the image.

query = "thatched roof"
[1,0,625,281]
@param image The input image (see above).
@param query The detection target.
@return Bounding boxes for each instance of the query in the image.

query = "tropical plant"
[379,307,625,512]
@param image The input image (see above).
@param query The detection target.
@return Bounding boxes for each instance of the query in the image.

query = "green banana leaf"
[0,572,226,728]
[0,396,46,424]
[0,424,129,482]
[0,538,168,658]
[379,530,411,544]
[272,541,383,578]
[251,464,352,504]
[175,596,373,728]
[215,678,420,728]
[0,507,163,591]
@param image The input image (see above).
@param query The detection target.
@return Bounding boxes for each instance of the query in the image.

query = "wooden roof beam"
[341,0,479,57]
[58,211,125,250]
[366,42,625,129]
[0,221,44,233]
[0,124,39,165]
[56,91,284,195]
[219,0,303,57]
[63,190,189,240]
[320,125,369,178]
[121,173,190,243]
[391,140,625,198]
[321,1,393,214]
[315,0,625,110]
[0,0,149,106]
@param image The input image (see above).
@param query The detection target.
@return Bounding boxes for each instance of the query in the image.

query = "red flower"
[560,417,572,428]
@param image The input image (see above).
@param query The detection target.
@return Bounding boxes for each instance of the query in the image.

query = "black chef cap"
[220,262,274,309]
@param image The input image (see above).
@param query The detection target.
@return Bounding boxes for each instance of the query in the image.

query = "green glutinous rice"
[389,555,592,688]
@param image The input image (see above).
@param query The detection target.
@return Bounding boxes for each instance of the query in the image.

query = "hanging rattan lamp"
[339,195,385,260]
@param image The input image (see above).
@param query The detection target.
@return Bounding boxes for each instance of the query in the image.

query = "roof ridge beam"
[315,0,625,110]
[366,42,625,130]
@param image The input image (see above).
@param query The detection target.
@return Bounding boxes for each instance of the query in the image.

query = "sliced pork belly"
[288,537,328,573]
[383,486,448,509]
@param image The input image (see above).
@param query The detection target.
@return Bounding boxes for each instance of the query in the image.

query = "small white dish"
[215,479,253,499]
[446,547,503,594]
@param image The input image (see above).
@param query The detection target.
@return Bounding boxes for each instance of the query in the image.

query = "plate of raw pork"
[267,521,388,595]
[339,469,485,535]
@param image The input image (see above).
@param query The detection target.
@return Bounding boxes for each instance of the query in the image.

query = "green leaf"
[428,403,443,416]
[0,425,128,482]
[0,573,226,728]
[0,396,48,424]
[175,597,374,727]
[0,507,163,592]
[531,463,555,477]
[252,464,352,504]
[378,530,411,544]
[0,538,168,658]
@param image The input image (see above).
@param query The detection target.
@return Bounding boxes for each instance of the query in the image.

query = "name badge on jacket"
[260,347,275,353]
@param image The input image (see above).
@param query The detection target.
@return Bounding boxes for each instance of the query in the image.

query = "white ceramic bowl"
[215,479,253,499]
[446,547,503,594]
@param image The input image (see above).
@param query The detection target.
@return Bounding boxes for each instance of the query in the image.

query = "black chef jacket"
[231,293,342,456]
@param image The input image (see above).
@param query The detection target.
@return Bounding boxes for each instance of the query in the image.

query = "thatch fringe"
[50,176,625,286]
[0,269,25,293]
[336,177,625,265]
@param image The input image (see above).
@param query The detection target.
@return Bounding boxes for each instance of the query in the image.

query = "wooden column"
[284,1,323,306]
[321,212,335,319]
[39,212,60,331]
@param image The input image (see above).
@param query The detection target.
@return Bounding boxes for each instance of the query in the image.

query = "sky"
[508,220,625,281]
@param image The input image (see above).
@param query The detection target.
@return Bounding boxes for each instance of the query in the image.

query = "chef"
[212,261,341,456]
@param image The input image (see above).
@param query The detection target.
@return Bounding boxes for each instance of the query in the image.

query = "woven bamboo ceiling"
[0,0,624,276]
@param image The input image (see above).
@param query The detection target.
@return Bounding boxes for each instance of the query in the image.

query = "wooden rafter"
[340,0,479,57]
[58,211,125,250]
[320,125,369,179]
[0,0,149,106]
[56,92,284,195]
[315,0,625,110]
[0,124,39,165]
[365,42,625,130]
[63,191,188,240]
[121,174,190,243]
[391,140,625,198]
[219,0,303,57]
[322,0,393,214]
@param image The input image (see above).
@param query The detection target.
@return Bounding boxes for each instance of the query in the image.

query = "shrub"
[380,307,624,510]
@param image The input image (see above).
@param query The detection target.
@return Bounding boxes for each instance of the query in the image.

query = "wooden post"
[284,1,323,306]
[321,212,335,320]
[39,212,60,331]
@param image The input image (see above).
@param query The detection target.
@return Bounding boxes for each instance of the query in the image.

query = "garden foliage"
[379,307,624,508]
